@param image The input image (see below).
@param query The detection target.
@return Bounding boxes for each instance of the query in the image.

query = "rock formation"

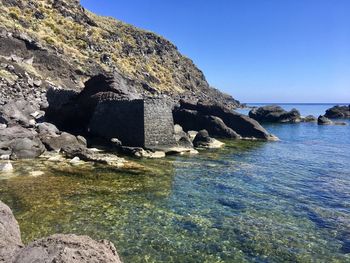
[318,115,347,126]
[0,200,123,263]
[325,105,350,119]
[174,100,277,140]
[249,105,301,123]
[318,115,333,125]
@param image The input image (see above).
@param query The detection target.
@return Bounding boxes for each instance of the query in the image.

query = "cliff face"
[0,0,240,107]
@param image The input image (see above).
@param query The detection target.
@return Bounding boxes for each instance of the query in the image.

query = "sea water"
[0,104,349,262]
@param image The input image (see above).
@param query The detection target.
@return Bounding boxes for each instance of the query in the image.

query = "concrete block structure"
[88,98,176,148]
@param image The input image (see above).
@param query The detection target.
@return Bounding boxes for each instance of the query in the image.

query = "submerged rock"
[0,200,123,263]
[249,105,301,123]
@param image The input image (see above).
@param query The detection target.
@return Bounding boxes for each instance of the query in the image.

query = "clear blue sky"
[81,0,350,103]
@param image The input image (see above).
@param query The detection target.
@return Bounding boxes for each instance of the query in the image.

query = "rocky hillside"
[0,0,240,107]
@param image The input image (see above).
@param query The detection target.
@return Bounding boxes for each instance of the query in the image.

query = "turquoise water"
[0,104,350,262]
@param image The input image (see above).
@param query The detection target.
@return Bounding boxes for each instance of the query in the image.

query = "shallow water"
[0,105,350,262]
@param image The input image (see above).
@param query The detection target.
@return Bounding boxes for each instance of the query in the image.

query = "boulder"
[325,105,350,119]
[174,109,240,139]
[0,201,23,263]
[41,132,86,152]
[193,130,225,149]
[0,100,38,127]
[14,234,122,263]
[318,115,333,125]
[36,122,60,137]
[174,100,274,140]
[11,137,45,159]
[249,105,301,123]
[0,126,45,159]
[0,200,123,263]
[174,124,193,148]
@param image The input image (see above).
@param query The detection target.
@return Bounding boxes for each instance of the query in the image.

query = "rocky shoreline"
[0,71,281,174]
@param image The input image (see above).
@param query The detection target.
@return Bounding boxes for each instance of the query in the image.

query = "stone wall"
[144,98,176,148]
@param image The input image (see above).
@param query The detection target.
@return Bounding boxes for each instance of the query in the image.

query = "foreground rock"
[0,201,23,262]
[0,201,123,263]
[325,105,350,119]
[249,105,301,123]
[174,100,277,140]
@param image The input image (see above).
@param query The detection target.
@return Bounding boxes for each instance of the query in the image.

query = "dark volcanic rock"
[192,129,224,149]
[249,105,301,123]
[0,126,45,159]
[174,109,241,139]
[193,130,212,147]
[0,200,123,263]
[325,105,350,119]
[318,115,333,125]
[174,100,276,140]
